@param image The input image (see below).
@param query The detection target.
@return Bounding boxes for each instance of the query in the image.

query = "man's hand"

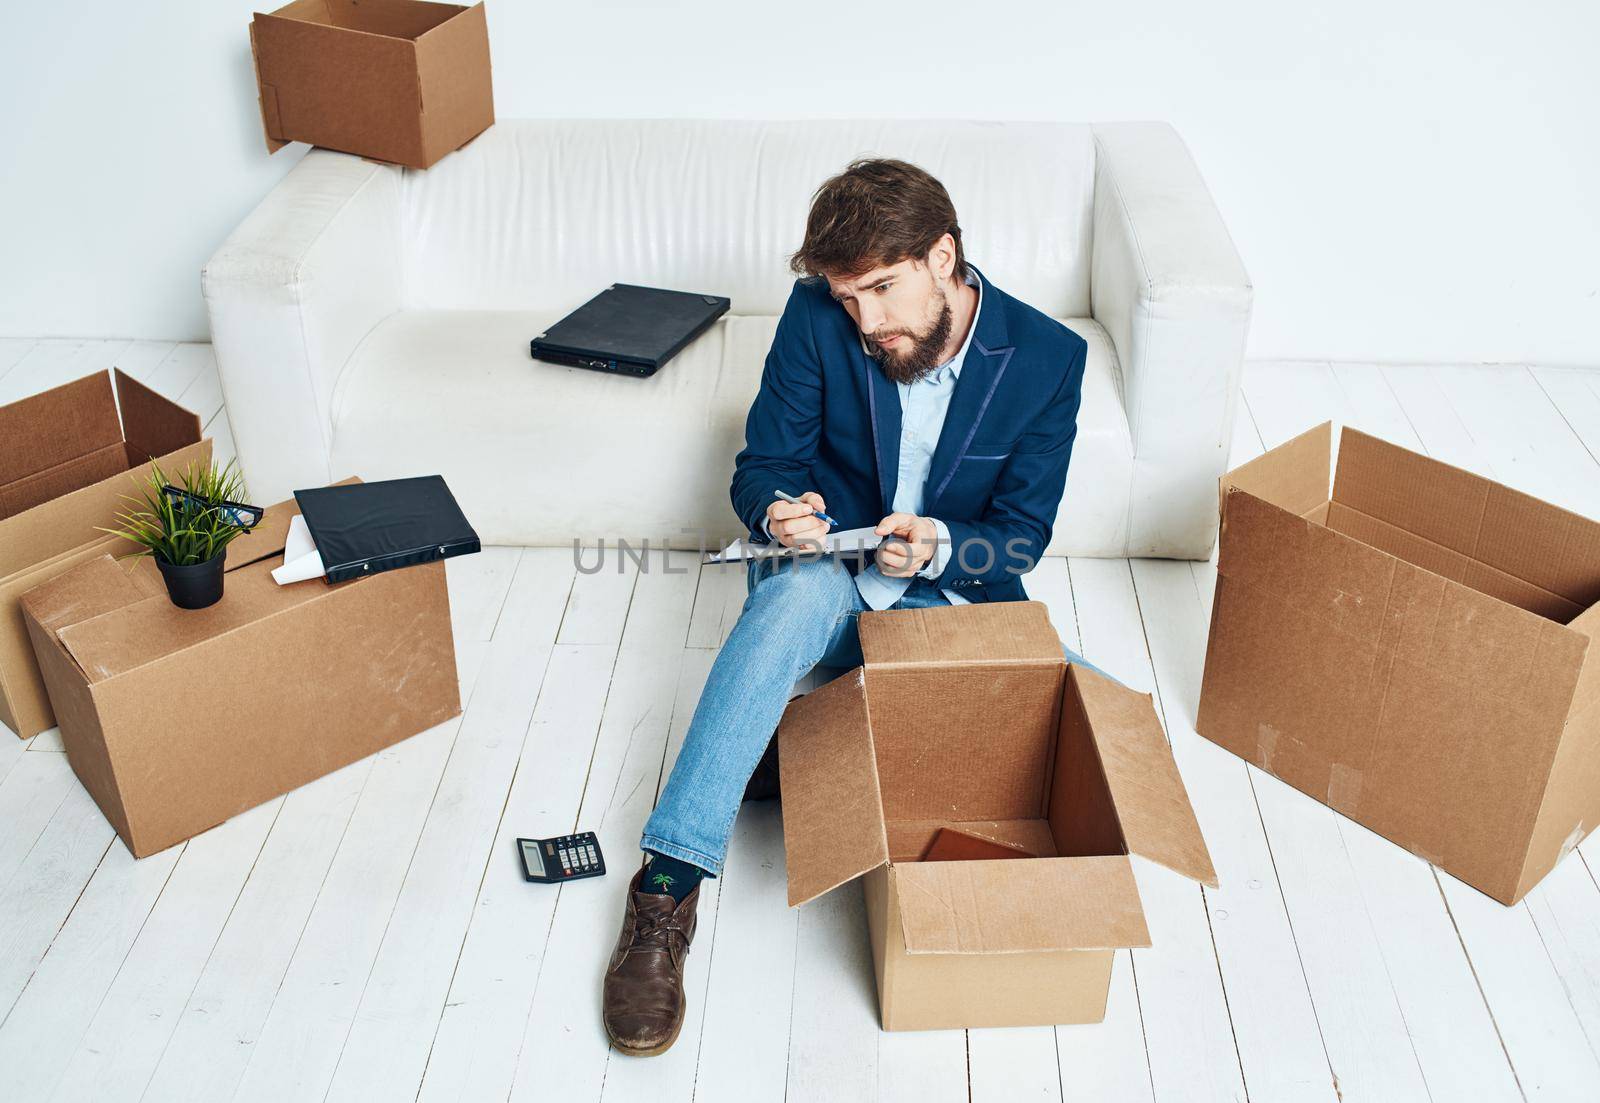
[767,491,831,549]
[874,513,939,578]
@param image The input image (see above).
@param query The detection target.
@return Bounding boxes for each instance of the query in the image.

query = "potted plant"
[102,459,262,610]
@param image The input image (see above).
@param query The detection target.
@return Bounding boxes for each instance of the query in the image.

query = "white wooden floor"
[4,339,1600,1102]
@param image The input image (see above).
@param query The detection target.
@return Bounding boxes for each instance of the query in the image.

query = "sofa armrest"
[202,150,403,502]
[1091,122,1253,558]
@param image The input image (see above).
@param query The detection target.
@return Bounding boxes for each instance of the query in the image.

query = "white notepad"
[704,526,885,563]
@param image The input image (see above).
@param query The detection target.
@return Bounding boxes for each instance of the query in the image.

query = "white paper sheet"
[703,526,885,563]
[271,514,326,584]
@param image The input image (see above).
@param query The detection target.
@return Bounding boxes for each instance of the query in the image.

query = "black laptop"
[529,283,730,378]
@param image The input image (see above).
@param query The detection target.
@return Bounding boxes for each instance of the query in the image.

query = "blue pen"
[774,489,838,528]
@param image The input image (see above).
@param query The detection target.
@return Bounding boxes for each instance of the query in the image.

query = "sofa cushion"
[329,311,1132,555]
[397,119,1096,318]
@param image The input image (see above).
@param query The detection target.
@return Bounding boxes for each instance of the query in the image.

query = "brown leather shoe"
[603,863,700,1056]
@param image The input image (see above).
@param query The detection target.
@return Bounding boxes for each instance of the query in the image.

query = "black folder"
[293,475,481,583]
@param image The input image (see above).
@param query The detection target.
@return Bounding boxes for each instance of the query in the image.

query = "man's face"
[825,258,952,385]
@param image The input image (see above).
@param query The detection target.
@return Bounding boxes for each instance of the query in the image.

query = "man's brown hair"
[789,158,966,282]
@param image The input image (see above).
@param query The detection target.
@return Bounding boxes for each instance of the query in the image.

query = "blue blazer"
[731,266,1088,603]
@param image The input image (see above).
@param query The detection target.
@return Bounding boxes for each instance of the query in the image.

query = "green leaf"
[105,457,256,565]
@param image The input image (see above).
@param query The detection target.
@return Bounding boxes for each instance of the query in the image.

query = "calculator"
[517,832,606,883]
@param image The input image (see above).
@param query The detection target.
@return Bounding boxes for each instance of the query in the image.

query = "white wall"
[1,0,1596,366]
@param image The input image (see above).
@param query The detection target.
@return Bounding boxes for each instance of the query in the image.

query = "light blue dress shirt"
[853,268,982,611]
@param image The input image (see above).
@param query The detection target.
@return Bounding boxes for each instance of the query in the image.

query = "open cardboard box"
[1198,423,1600,904]
[0,370,208,738]
[20,485,461,858]
[250,0,495,170]
[778,601,1217,1031]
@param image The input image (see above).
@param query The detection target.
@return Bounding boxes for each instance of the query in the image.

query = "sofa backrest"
[398,119,1096,317]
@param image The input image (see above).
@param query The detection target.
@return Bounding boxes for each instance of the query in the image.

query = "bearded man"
[602,157,1094,1056]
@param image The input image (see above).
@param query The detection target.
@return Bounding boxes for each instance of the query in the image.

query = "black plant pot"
[156,553,226,610]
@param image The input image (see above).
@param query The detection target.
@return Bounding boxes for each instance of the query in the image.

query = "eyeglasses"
[160,485,264,531]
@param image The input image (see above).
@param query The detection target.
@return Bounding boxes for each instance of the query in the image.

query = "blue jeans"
[640,555,1106,876]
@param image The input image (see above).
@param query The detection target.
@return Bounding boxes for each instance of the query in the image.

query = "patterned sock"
[639,851,706,902]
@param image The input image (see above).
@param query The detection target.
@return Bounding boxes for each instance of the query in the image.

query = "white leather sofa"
[203,120,1251,557]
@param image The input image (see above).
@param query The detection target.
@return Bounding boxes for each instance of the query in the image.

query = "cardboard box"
[777,601,1217,1031]
[1197,422,1600,905]
[250,0,495,170]
[0,370,208,739]
[20,490,461,858]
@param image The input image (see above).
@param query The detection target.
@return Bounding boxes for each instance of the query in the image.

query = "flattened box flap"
[779,671,891,906]
[1220,420,1331,520]
[860,601,1063,669]
[894,855,1151,953]
[1070,666,1219,886]
[20,555,162,657]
